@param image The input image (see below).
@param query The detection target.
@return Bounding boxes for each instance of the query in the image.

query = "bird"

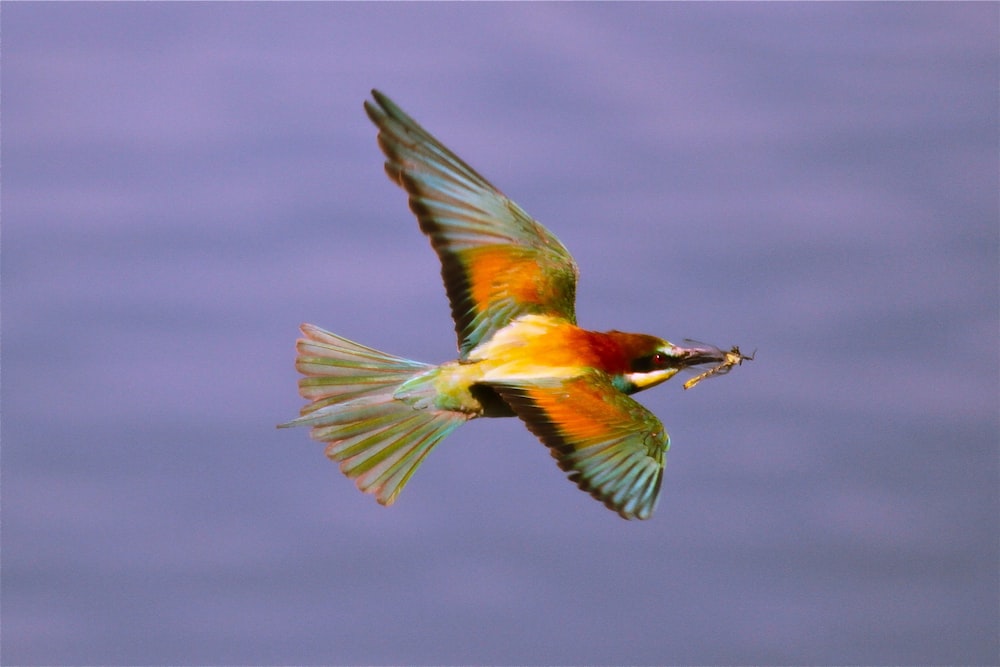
[280,90,751,520]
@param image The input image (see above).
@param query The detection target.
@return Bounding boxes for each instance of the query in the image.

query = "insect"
[280,90,751,519]
[683,345,756,390]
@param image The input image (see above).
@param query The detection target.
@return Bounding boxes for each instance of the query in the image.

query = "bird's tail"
[279,323,467,506]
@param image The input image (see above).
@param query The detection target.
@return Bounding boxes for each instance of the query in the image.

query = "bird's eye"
[633,352,670,373]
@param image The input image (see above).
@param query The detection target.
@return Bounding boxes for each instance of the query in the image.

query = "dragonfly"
[683,344,756,390]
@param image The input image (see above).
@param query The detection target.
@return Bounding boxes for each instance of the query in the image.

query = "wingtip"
[363,97,382,124]
[366,89,396,118]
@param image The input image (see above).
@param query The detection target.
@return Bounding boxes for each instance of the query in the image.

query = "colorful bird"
[280,90,750,520]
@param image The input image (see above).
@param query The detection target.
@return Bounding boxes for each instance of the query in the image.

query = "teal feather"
[280,324,467,505]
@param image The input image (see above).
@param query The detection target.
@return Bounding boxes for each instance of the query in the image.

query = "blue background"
[4,3,998,664]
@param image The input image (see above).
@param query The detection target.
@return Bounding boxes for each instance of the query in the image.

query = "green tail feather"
[280,324,468,505]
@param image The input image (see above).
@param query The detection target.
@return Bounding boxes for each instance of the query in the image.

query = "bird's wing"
[364,90,580,358]
[489,373,669,520]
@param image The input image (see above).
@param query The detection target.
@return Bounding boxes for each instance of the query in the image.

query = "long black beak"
[668,341,732,368]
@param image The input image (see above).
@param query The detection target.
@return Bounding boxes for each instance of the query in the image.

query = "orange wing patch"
[490,374,669,519]
[522,382,621,446]
[466,245,555,314]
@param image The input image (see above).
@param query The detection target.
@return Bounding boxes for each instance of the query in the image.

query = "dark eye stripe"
[632,352,669,373]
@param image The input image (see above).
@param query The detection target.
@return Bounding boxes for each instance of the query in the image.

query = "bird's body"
[281,90,750,519]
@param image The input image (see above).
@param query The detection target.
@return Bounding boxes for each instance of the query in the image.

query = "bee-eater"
[280,90,751,520]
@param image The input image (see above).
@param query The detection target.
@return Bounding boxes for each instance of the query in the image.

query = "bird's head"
[611,335,738,394]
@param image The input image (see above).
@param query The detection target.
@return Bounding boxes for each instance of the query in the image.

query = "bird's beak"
[664,341,731,368]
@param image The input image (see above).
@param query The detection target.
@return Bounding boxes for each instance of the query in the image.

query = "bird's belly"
[426,315,595,418]
[422,360,514,418]
[469,314,597,381]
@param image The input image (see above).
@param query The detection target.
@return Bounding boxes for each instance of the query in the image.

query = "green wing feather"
[364,90,580,358]
[490,374,669,520]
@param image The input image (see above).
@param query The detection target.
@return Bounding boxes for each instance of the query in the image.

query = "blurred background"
[3,3,997,664]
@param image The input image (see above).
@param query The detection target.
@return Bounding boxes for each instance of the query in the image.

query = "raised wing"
[490,374,670,520]
[364,90,580,358]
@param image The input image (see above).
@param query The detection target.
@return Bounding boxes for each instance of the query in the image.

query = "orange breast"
[474,315,658,378]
